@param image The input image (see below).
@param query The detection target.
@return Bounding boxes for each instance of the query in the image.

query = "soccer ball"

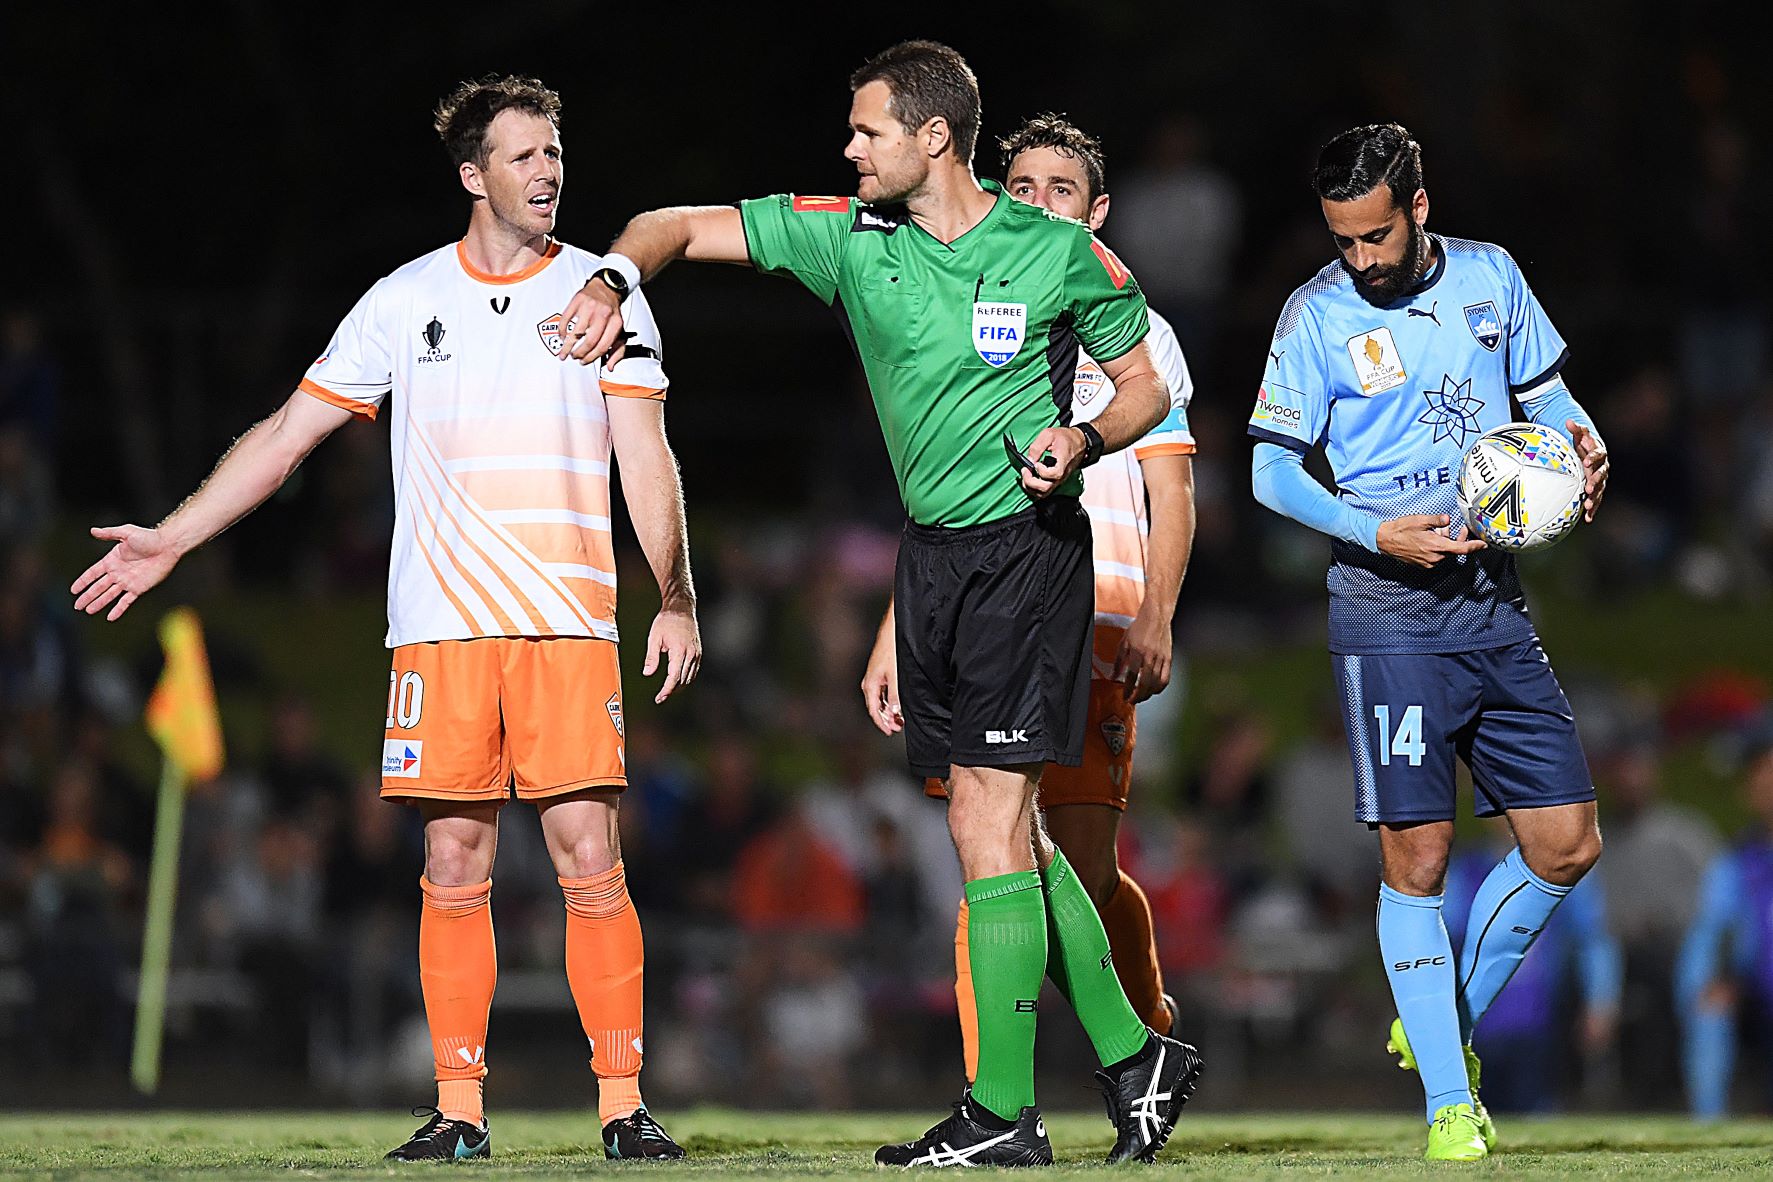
[1456,422,1585,552]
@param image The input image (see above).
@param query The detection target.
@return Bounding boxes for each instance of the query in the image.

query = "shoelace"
[627,1110,674,1144]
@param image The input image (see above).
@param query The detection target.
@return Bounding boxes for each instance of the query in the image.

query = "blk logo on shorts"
[985,729,1029,744]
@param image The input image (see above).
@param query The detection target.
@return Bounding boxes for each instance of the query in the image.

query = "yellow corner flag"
[133,607,225,1094]
[145,607,224,782]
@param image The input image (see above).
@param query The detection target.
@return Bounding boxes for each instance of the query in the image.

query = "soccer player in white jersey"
[70,77,697,1162]
[1248,124,1609,1161]
[861,112,1199,1072]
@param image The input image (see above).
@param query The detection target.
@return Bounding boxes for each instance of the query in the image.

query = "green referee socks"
[964,871,1048,1121]
[1041,849,1150,1066]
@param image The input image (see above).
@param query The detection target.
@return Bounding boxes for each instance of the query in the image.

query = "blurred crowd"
[7,38,1773,1115]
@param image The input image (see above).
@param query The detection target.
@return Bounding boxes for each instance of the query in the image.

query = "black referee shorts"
[894,496,1093,780]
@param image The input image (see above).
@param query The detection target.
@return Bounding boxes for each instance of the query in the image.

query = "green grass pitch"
[3,1111,1772,1179]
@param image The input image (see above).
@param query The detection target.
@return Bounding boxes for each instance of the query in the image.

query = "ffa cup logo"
[538,311,565,356]
[972,301,1027,367]
[1346,326,1407,395]
[1100,715,1129,758]
[1464,301,1503,352]
[416,317,453,365]
[1074,360,1108,405]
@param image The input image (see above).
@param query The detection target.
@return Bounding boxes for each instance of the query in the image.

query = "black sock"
[1102,1031,1158,1080]
[966,1094,1017,1130]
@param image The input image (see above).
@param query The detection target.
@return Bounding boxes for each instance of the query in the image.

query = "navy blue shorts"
[1332,638,1594,825]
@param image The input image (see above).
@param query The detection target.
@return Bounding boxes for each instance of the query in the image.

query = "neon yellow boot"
[1425,1103,1489,1161]
[1387,1017,1497,1151]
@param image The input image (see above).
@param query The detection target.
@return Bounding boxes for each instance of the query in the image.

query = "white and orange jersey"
[1073,309,1195,678]
[299,240,668,648]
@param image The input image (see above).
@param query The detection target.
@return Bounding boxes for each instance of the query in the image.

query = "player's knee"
[1526,827,1601,887]
[425,832,495,885]
[551,832,619,878]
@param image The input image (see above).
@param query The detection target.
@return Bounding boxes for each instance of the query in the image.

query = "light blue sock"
[1378,884,1472,1121]
[1455,847,1571,1041]
[1685,1008,1735,1121]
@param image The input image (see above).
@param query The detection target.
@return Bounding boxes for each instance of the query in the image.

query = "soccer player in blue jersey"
[1248,124,1611,1161]
[1676,727,1773,1121]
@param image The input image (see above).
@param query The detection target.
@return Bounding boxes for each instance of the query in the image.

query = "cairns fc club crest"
[1100,715,1129,758]
[973,301,1027,367]
[538,311,566,357]
[1464,302,1503,352]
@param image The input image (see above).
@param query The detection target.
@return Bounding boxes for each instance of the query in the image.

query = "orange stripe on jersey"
[1091,240,1131,290]
[404,468,513,634]
[408,424,600,636]
[455,239,562,285]
[1133,442,1197,458]
[599,381,666,400]
[453,469,611,518]
[503,522,618,573]
[299,377,378,420]
[560,576,617,623]
[408,457,547,636]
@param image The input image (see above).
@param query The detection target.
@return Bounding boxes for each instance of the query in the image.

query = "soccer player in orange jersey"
[861,114,1198,1068]
[71,77,696,1162]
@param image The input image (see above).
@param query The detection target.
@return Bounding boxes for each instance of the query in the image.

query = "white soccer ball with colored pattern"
[1456,422,1584,552]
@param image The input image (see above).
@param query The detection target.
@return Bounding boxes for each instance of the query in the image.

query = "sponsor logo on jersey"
[1418,375,1485,447]
[606,693,624,739]
[1251,384,1304,430]
[1464,301,1502,351]
[791,195,849,213]
[1074,360,1108,406]
[1090,239,1130,290]
[851,206,904,235]
[972,301,1027,367]
[538,312,565,356]
[1346,326,1406,395]
[382,739,423,778]
[1100,714,1128,757]
[417,317,453,365]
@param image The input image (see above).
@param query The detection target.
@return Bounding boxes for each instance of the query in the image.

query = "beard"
[1347,219,1430,306]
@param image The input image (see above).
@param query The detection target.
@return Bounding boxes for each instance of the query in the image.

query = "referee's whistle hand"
[557,280,626,366]
[1017,426,1085,497]
[1377,514,1486,568]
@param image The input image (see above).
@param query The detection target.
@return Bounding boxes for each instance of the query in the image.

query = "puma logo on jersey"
[986,729,1029,744]
[1407,301,1441,326]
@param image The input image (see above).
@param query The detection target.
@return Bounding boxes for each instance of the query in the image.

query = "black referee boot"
[875,1089,1052,1168]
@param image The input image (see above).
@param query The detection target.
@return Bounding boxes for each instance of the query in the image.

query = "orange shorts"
[380,636,625,804]
[923,679,1136,810]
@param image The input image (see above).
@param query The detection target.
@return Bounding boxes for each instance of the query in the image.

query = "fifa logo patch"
[1464,302,1502,352]
[1100,715,1129,757]
[382,739,423,778]
[972,301,1026,367]
[606,693,624,739]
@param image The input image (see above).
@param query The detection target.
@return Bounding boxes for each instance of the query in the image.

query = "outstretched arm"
[557,207,750,366]
[72,390,355,619]
[607,396,700,703]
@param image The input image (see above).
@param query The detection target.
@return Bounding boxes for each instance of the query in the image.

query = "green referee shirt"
[740,181,1150,527]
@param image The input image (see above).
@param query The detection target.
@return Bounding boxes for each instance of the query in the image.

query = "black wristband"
[1076,421,1105,467]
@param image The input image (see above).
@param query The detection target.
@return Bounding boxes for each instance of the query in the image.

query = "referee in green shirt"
[557,40,1199,1167]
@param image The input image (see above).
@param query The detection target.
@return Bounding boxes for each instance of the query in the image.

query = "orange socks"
[419,876,496,1125]
[1099,869,1170,1032]
[561,861,647,1124]
[954,897,979,1083]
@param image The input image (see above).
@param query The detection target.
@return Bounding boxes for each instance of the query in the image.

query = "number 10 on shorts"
[387,671,424,730]
[1373,704,1425,767]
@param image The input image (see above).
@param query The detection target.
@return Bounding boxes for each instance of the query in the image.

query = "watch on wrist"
[1075,422,1105,467]
[591,266,631,301]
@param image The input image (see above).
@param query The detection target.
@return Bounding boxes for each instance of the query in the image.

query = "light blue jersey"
[1249,235,1583,654]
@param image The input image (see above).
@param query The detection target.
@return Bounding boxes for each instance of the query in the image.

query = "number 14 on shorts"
[1373,704,1426,767]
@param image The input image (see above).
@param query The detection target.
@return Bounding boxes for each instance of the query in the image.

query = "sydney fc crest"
[1464,302,1502,352]
[972,301,1026,367]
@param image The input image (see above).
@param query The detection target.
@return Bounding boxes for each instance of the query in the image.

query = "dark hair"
[849,41,981,164]
[1314,122,1422,208]
[434,75,562,168]
[999,113,1106,202]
